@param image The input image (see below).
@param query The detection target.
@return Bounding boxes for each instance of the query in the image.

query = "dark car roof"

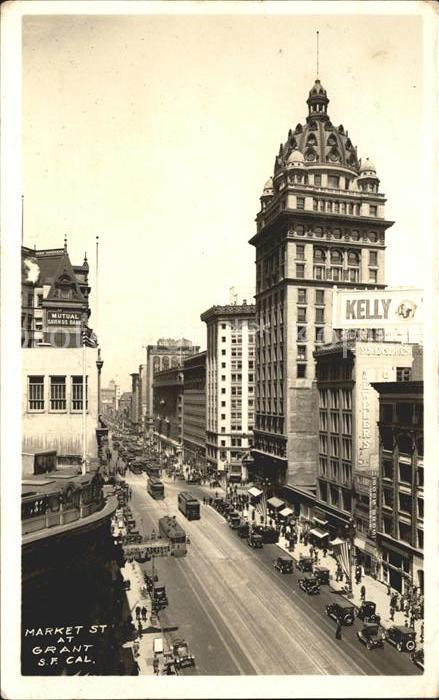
[391,626,416,634]
[333,600,355,609]
[301,573,318,581]
[277,556,292,562]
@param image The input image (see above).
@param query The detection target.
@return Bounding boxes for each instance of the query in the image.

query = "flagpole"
[95,236,99,346]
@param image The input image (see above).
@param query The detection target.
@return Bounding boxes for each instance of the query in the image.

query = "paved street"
[122,468,421,676]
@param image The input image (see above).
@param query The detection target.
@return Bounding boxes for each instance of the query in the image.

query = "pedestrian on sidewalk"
[389,605,395,621]
[386,582,391,596]
[309,544,314,558]
[323,546,327,558]
[141,606,147,621]
[409,613,416,629]
[355,565,362,585]
[137,620,143,637]
[360,585,366,602]
[335,619,342,640]
[135,605,141,620]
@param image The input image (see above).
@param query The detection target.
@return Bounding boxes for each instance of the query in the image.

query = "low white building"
[22,346,99,461]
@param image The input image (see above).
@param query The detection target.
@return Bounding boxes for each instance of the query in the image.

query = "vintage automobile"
[357,623,385,650]
[171,639,195,669]
[410,648,424,670]
[325,600,356,625]
[356,600,381,624]
[152,581,168,608]
[298,573,321,595]
[273,556,294,574]
[384,626,417,652]
[228,514,241,529]
[237,522,250,538]
[247,531,263,548]
[187,472,201,484]
[212,497,225,511]
[296,556,314,573]
[254,525,279,544]
[314,565,330,585]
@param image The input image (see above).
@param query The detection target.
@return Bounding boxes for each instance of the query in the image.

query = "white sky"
[22,11,424,391]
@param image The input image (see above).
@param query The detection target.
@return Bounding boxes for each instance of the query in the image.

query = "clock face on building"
[329,151,340,162]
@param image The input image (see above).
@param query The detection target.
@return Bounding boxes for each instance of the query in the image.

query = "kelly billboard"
[332,287,423,329]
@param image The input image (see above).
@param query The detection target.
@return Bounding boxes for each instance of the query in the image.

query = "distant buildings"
[140,339,200,434]
[101,379,120,419]
[152,367,184,458]
[182,352,207,470]
[201,302,255,481]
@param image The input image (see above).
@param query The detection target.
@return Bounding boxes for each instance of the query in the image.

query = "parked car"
[325,600,356,625]
[273,556,294,574]
[298,573,320,595]
[296,556,313,573]
[410,648,424,670]
[228,514,241,529]
[357,600,381,624]
[385,626,417,652]
[314,565,330,585]
[237,522,250,538]
[254,525,279,544]
[247,531,263,549]
[357,623,385,650]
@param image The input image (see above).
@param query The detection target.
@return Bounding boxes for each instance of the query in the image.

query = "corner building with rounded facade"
[249,79,393,492]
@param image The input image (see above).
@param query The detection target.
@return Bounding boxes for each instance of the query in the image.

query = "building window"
[28,376,44,411]
[315,326,325,343]
[314,247,325,262]
[369,205,377,216]
[221,349,226,356]
[328,175,339,188]
[221,401,226,407]
[297,345,306,361]
[399,461,412,484]
[297,364,306,378]
[369,251,378,266]
[297,197,305,210]
[296,264,305,279]
[314,174,322,186]
[315,308,325,324]
[396,367,412,382]
[297,325,307,341]
[50,376,66,411]
[314,266,325,280]
[221,362,226,368]
[369,269,378,283]
[298,288,307,304]
[71,376,88,411]
[296,244,305,260]
[37,294,43,307]
[221,413,226,420]
[313,198,318,211]
[315,289,325,306]
[297,307,307,323]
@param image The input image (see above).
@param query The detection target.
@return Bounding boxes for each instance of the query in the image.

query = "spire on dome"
[306,79,329,122]
[64,234,68,251]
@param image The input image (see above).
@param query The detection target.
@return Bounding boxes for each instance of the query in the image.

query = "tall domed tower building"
[249,79,393,492]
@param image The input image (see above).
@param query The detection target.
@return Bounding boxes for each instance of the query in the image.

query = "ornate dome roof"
[273,80,361,175]
[286,149,305,167]
[359,157,377,174]
[262,177,274,195]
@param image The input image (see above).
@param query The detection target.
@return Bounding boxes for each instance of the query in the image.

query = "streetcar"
[178,491,201,521]
[158,515,187,557]
[147,477,165,500]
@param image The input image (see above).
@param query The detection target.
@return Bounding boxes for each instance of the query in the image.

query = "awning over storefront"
[330,537,346,547]
[309,527,329,539]
[313,517,328,527]
[279,507,294,518]
[248,487,263,498]
[267,496,285,510]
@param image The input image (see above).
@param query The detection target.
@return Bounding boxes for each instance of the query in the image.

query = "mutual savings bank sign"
[332,287,423,329]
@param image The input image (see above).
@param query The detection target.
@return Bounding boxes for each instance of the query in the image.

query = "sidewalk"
[274,531,423,640]
[120,560,166,675]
